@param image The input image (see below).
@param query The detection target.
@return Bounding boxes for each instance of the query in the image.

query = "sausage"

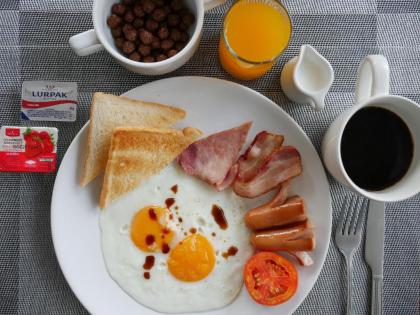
[251,230,315,251]
[251,220,311,242]
[242,180,290,221]
[245,196,306,230]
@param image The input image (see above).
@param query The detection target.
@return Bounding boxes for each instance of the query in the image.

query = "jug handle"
[308,95,325,112]
[355,55,389,104]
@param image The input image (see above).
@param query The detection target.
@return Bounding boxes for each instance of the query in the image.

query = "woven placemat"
[0,0,419,314]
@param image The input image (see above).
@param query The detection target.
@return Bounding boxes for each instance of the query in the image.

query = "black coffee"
[341,106,413,191]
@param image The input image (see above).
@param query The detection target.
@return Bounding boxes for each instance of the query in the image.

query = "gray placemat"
[1,0,419,314]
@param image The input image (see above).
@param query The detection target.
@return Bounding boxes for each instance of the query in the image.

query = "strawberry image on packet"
[0,126,58,173]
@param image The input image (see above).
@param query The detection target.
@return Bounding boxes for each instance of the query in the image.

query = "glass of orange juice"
[219,0,292,80]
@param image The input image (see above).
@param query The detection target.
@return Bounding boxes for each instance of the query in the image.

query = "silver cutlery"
[335,195,368,315]
[365,200,385,315]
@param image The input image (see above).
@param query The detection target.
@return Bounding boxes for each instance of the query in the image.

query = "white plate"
[51,77,332,315]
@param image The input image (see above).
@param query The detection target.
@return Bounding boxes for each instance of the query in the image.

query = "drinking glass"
[219,0,292,80]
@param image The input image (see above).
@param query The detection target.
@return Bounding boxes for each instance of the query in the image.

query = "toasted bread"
[80,92,186,186]
[99,127,202,208]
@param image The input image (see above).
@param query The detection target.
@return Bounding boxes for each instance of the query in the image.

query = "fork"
[335,195,368,315]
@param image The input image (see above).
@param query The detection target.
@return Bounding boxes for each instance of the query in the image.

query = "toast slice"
[80,92,186,186]
[99,127,202,208]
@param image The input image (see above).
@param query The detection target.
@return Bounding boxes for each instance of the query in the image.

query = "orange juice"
[219,0,292,80]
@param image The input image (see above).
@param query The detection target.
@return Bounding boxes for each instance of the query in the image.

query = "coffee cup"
[322,55,420,202]
[69,0,220,75]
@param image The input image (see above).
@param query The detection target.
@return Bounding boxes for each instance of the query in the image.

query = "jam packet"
[21,81,77,122]
[0,126,58,173]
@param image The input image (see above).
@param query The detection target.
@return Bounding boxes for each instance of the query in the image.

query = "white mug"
[69,0,220,75]
[322,55,420,202]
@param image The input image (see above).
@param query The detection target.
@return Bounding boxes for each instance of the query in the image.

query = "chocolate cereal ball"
[182,13,195,26]
[139,29,154,45]
[170,28,182,42]
[158,26,170,39]
[138,44,152,57]
[171,0,183,12]
[152,8,167,22]
[142,0,156,14]
[124,10,135,23]
[163,5,171,15]
[178,21,188,30]
[115,37,124,49]
[156,54,168,61]
[167,49,178,58]
[129,51,141,61]
[133,4,145,17]
[111,27,122,38]
[123,24,137,41]
[145,19,159,32]
[112,3,126,16]
[152,0,165,7]
[107,14,122,28]
[151,36,161,49]
[167,13,180,27]
[161,38,174,51]
[143,56,155,62]
[133,18,144,29]
[122,40,136,54]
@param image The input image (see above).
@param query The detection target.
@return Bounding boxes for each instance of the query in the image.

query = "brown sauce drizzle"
[143,255,155,270]
[165,198,175,208]
[169,214,174,220]
[189,228,197,234]
[162,242,170,254]
[175,206,179,210]
[148,208,157,220]
[145,235,155,246]
[222,246,238,259]
[144,272,150,279]
[211,204,228,230]
[171,185,178,193]
[178,217,183,223]
[211,232,216,237]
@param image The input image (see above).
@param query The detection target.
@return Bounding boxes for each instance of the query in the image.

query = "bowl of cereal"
[69,0,211,75]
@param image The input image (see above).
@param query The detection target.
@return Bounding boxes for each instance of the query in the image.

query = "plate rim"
[51,76,332,315]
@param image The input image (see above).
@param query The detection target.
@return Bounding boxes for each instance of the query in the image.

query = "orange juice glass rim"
[222,0,292,65]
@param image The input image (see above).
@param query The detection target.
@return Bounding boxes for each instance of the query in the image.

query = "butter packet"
[21,81,77,122]
[0,126,58,173]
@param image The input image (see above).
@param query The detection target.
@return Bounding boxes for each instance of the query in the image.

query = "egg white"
[100,163,253,313]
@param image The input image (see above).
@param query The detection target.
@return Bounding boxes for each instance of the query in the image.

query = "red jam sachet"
[0,126,58,173]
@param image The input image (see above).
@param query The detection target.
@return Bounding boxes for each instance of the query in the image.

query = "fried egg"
[100,163,253,313]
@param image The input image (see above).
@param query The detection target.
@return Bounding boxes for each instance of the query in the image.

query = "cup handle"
[355,55,390,104]
[69,29,104,57]
[203,0,226,11]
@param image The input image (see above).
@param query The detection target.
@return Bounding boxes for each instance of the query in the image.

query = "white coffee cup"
[69,0,220,75]
[322,55,420,202]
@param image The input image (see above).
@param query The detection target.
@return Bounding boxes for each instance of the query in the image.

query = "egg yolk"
[168,234,215,282]
[131,206,174,253]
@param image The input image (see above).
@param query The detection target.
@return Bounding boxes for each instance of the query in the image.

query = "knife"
[365,200,385,315]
